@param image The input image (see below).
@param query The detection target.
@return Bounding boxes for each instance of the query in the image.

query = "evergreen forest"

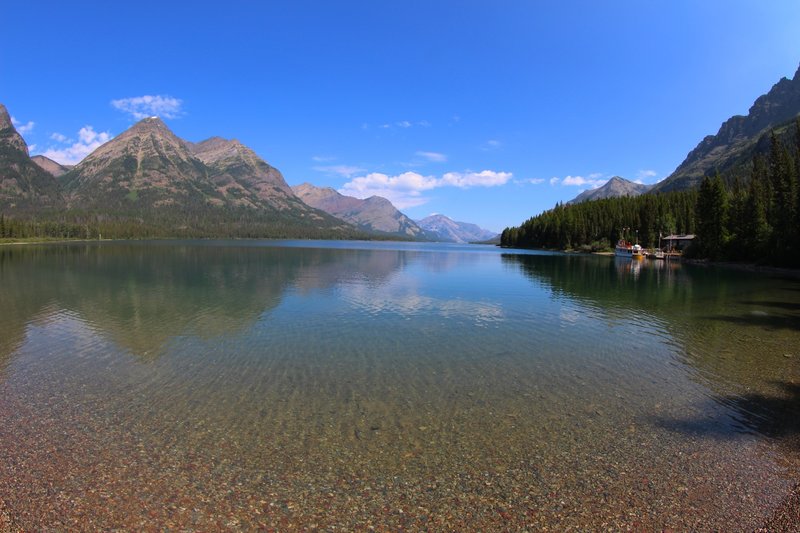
[502,118,800,268]
[0,207,372,243]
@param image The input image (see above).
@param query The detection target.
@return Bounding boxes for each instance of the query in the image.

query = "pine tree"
[769,131,797,261]
[695,173,728,260]
[742,176,770,259]
[727,176,748,259]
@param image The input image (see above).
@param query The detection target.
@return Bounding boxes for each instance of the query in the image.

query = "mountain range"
[60,117,322,216]
[415,214,498,243]
[1,107,494,241]
[291,183,425,238]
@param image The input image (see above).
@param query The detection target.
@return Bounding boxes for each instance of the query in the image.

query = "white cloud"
[312,155,336,162]
[562,175,593,186]
[50,132,70,143]
[111,95,184,120]
[40,125,112,165]
[343,171,439,194]
[637,169,658,181]
[515,178,545,185]
[373,120,430,130]
[339,168,512,209]
[481,139,502,151]
[416,151,447,163]
[313,164,366,178]
[340,171,435,209]
[11,117,35,135]
[553,174,607,188]
[440,170,511,188]
[28,144,37,152]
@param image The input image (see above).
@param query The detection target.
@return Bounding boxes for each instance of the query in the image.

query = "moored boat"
[615,239,645,259]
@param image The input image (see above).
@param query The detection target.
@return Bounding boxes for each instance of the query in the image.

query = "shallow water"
[1,241,799,529]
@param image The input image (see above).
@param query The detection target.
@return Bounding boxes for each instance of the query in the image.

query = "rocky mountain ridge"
[291,183,425,238]
[31,155,71,177]
[653,63,800,192]
[57,117,336,228]
[1,109,354,237]
[0,103,64,210]
[189,136,300,210]
[0,105,492,241]
[568,176,651,204]
[62,116,207,209]
[415,214,497,243]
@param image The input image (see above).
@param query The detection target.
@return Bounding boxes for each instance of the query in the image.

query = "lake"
[1,240,799,529]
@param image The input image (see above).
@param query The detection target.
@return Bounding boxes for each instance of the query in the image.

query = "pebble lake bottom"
[0,240,799,529]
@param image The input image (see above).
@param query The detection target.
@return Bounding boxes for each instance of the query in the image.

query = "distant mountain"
[568,176,651,204]
[0,103,64,211]
[415,214,497,243]
[292,183,425,238]
[653,63,800,193]
[31,155,72,178]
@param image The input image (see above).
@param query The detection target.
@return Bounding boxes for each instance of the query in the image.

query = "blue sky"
[3,1,800,232]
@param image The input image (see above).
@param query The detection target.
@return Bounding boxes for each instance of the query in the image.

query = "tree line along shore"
[502,119,800,269]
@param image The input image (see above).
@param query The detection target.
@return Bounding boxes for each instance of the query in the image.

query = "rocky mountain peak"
[364,195,391,206]
[31,155,71,177]
[113,116,186,150]
[129,116,170,133]
[82,115,185,165]
[292,183,339,200]
[0,103,30,156]
[0,103,64,209]
[654,62,800,192]
[419,214,449,224]
[188,135,297,203]
[0,104,13,130]
[568,176,650,204]
[190,136,248,164]
[744,62,800,134]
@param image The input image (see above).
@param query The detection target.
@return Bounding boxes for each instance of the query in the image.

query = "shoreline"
[2,487,797,530]
[502,245,800,277]
[0,237,102,247]
[6,240,800,279]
